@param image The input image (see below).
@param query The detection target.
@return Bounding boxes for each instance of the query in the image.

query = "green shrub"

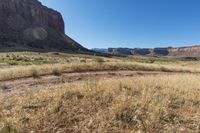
[0,84,9,91]
[8,61,18,66]
[31,69,40,78]
[52,69,61,76]
[80,59,86,63]
[95,58,105,64]
[160,67,172,72]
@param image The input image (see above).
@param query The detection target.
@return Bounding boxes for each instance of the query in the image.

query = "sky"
[40,0,200,49]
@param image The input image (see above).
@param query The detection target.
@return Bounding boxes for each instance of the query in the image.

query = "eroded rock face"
[108,46,200,57]
[0,0,86,52]
[168,46,200,57]
[108,48,133,55]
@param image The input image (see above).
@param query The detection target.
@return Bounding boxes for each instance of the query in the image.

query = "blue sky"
[40,0,200,49]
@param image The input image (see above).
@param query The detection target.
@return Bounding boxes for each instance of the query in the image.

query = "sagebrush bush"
[52,68,61,76]
[95,57,105,64]
[31,69,40,78]
[0,84,9,90]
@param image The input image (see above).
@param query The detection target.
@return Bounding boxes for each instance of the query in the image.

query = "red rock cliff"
[0,0,86,52]
[0,0,64,32]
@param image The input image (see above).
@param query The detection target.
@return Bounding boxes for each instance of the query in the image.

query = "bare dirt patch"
[0,70,174,101]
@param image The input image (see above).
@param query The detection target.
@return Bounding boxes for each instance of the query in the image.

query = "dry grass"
[0,74,200,132]
[1,52,200,132]
[1,52,200,81]
[0,61,199,81]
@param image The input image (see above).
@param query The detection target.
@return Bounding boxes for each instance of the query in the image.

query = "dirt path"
[0,70,178,100]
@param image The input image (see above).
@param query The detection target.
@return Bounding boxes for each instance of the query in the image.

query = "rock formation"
[168,46,200,57]
[108,45,200,57]
[0,0,87,52]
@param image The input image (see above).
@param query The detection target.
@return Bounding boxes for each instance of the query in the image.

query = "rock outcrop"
[108,45,200,57]
[168,46,200,57]
[0,0,87,52]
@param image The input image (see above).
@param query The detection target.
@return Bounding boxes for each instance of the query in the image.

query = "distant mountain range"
[92,45,200,57]
[91,48,108,53]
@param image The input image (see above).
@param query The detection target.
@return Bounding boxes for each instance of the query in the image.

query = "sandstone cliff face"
[0,0,86,52]
[108,46,200,57]
[168,46,200,57]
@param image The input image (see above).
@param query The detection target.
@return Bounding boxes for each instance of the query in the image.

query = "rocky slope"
[0,0,87,52]
[108,45,200,57]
